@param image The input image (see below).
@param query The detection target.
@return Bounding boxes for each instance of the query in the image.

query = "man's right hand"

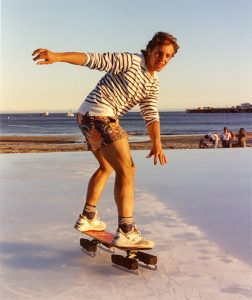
[32,49,87,66]
[32,49,57,65]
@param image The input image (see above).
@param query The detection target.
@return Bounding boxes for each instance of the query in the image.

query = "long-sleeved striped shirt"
[78,52,160,126]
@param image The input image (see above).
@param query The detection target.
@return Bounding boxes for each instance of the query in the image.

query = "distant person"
[236,128,247,147]
[229,131,236,141]
[221,127,232,148]
[32,32,179,249]
[199,137,209,148]
[199,133,219,149]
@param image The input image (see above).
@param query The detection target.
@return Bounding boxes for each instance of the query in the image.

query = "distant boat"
[40,111,49,116]
[67,109,75,117]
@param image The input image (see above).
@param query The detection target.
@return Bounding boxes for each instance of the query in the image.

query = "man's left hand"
[146,145,167,165]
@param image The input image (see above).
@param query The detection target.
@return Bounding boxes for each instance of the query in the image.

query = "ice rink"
[1,149,252,299]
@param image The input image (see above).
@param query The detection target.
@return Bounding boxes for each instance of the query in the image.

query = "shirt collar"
[140,54,158,81]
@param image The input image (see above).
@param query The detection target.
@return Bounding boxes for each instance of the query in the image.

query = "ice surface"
[0,149,252,299]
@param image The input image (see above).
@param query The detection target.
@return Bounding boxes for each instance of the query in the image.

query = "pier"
[186,103,252,113]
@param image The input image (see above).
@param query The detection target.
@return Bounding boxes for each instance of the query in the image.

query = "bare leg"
[78,138,154,246]
[99,138,135,218]
[84,151,113,207]
[82,138,134,224]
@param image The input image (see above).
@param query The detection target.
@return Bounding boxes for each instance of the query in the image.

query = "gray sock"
[118,216,133,233]
[83,203,96,220]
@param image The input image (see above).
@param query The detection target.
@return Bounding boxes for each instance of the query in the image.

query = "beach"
[0,133,251,153]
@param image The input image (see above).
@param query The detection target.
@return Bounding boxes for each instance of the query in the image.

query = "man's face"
[147,44,175,74]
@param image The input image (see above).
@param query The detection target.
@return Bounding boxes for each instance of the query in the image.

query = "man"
[32,32,179,248]
[221,127,231,148]
[236,128,247,147]
[206,133,219,149]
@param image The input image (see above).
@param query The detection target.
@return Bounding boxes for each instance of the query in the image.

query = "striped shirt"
[78,52,160,126]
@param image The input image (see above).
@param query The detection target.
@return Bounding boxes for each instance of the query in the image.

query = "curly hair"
[141,31,180,57]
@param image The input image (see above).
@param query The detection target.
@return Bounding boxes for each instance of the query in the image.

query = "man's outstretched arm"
[32,48,87,65]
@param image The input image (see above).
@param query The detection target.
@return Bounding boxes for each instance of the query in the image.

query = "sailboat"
[40,111,49,116]
[67,109,74,117]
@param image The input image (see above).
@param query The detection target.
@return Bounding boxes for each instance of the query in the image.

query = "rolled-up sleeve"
[139,82,160,126]
[84,52,133,74]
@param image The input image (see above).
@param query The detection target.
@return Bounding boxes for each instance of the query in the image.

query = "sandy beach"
[0,133,251,153]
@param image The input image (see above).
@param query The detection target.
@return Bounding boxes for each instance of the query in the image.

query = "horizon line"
[0,109,186,114]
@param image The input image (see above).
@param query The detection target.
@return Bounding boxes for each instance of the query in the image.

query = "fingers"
[146,151,158,164]
[154,153,158,165]
[146,151,167,166]
[32,48,51,65]
[32,48,48,57]
[155,153,167,165]
[36,60,50,65]
[159,153,167,166]
[146,151,153,159]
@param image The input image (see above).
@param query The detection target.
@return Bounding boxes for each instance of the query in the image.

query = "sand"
[0,133,251,153]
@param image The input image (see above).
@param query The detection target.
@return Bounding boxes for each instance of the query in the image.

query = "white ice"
[0,149,252,300]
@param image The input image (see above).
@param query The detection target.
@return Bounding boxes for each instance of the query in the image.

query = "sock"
[118,216,133,233]
[82,203,96,220]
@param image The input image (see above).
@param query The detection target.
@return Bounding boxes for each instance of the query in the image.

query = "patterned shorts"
[77,112,128,152]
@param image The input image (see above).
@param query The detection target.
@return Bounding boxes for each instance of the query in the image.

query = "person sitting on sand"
[199,137,209,148]
[221,127,232,148]
[32,32,179,249]
[236,128,247,147]
[199,133,219,149]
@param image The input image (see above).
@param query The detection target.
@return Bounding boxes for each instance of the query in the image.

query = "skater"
[32,31,179,248]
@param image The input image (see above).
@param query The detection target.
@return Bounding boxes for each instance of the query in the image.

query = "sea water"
[0,111,251,137]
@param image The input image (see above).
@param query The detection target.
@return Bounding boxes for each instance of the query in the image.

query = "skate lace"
[94,210,101,222]
[130,224,143,240]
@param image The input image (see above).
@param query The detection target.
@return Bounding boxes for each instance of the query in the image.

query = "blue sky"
[1,0,252,112]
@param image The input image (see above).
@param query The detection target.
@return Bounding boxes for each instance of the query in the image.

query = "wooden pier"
[186,107,252,113]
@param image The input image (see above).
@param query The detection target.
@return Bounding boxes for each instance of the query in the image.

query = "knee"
[116,160,135,178]
[99,165,113,177]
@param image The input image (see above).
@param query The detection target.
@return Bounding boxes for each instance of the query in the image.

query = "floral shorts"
[77,112,128,152]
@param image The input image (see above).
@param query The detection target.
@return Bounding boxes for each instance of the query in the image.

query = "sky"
[1,0,252,113]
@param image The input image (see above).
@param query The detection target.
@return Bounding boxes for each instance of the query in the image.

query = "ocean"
[0,111,251,137]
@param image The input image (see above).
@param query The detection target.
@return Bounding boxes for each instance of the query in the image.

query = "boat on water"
[67,109,74,117]
[40,112,49,116]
